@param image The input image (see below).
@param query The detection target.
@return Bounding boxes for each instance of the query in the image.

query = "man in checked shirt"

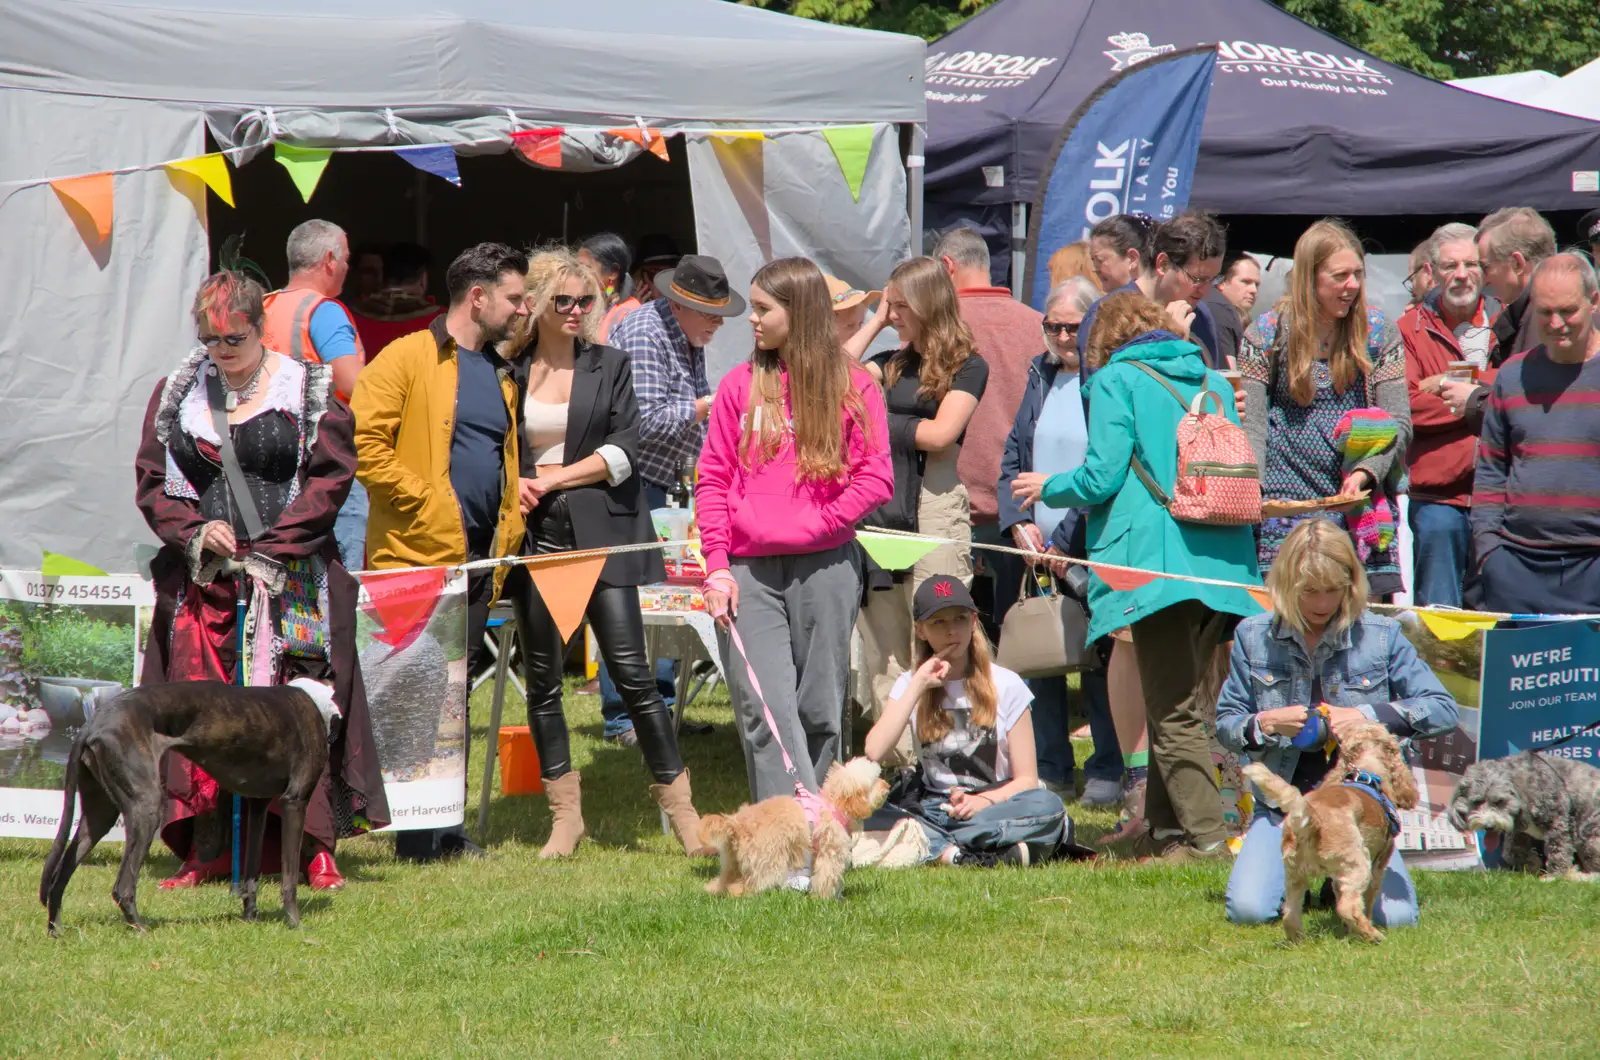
[607,255,743,504]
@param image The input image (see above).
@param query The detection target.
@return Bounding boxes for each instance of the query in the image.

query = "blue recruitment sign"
[1024,45,1216,310]
[1478,621,1600,764]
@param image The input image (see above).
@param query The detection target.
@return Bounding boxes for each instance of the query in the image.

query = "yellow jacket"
[352,315,524,596]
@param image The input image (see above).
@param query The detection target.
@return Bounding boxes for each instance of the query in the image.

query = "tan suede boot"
[649,769,716,857]
[539,771,586,859]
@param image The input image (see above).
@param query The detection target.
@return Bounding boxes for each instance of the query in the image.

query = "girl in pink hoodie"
[697,257,892,800]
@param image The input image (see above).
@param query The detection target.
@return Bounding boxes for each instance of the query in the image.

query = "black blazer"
[513,340,666,588]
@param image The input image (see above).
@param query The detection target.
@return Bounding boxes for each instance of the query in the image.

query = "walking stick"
[232,572,246,896]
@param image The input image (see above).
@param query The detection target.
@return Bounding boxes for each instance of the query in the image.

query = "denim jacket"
[1215,610,1459,784]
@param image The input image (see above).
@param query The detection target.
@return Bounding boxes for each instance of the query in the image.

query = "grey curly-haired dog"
[1448,752,1600,880]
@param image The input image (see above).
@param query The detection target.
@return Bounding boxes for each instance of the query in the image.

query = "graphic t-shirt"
[891,664,1033,793]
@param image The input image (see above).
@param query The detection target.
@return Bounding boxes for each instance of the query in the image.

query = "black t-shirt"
[869,347,989,444]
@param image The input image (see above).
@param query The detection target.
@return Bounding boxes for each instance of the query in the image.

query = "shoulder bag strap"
[1123,359,1191,509]
[205,369,267,542]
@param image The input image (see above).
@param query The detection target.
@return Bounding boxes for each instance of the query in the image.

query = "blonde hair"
[507,246,605,356]
[741,257,871,481]
[1268,519,1368,637]
[1084,292,1170,370]
[1048,242,1103,293]
[912,614,998,743]
[1275,219,1372,407]
[883,256,977,401]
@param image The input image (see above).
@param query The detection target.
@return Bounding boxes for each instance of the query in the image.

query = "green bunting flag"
[41,551,108,577]
[820,125,875,202]
[856,530,941,571]
[274,144,332,203]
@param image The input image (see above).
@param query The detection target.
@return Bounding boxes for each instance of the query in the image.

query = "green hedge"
[19,608,134,684]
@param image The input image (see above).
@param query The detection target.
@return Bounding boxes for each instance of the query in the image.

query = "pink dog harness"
[726,621,850,834]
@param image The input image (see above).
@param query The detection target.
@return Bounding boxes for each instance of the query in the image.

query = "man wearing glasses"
[1403,241,1434,306]
[1401,223,1501,607]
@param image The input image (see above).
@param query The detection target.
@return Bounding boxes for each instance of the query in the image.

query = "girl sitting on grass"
[1216,518,1458,927]
[862,574,1067,866]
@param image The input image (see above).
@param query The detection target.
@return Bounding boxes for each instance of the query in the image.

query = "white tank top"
[523,395,568,465]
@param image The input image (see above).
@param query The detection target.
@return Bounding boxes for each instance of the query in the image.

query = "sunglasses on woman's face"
[553,294,597,314]
[1042,320,1078,340]
[200,332,251,348]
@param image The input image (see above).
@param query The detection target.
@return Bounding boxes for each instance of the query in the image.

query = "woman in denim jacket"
[1216,519,1458,928]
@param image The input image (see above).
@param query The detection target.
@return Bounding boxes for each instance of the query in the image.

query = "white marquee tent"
[0,0,926,571]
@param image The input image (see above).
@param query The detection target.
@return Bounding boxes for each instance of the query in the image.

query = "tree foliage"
[743,0,1600,78]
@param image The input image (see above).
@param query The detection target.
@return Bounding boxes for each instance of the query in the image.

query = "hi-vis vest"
[261,287,366,365]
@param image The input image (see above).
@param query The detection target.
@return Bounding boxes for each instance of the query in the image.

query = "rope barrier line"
[353,532,1600,625]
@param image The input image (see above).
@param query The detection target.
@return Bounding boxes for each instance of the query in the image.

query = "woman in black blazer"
[506,248,711,859]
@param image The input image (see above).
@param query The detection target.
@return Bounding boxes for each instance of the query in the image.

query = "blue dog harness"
[1341,768,1401,838]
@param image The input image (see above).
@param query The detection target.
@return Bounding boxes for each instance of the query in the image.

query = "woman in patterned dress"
[1239,220,1412,598]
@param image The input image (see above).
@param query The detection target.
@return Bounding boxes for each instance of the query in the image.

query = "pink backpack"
[1126,361,1261,526]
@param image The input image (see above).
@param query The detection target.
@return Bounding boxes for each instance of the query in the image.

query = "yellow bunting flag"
[820,125,875,202]
[41,551,108,577]
[525,553,609,643]
[1418,610,1499,642]
[50,172,114,245]
[164,153,235,206]
[274,143,332,203]
[711,130,766,142]
[857,531,941,571]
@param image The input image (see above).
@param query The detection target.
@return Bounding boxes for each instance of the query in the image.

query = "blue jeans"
[1408,500,1470,608]
[601,481,676,737]
[868,788,1067,863]
[1226,813,1418,928]
[1031,669,1122,787]
[333,479,369,573]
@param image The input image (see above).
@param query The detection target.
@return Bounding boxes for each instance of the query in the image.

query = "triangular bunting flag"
[362,567,448,650]
[274,143,332,203]
[857,531,941,571]
[1418,610,1499,642]
[605,127,671,161]
[395,144,461,186]
[820,125,875,202]
[511,128,563,169]
[40,551,108,577]
[1246,587,1273,611]
[164,153,235,206]
[50,173,114,244]
[526,554,608,644]
[711,130,766,142]
[1095,566,1159,592]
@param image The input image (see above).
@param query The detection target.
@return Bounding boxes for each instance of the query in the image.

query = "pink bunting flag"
[361,567,448,650]
[1095,566,1160,592]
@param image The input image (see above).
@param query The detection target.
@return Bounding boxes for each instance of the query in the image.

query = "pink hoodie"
[696,361,893,574]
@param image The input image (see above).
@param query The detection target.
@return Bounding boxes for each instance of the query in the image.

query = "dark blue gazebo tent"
[925,0,1600,283]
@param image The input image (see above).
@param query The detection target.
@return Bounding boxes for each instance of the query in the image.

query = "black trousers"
[508,492,684,785]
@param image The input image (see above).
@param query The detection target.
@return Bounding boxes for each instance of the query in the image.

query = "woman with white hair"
[996,276,1127,810]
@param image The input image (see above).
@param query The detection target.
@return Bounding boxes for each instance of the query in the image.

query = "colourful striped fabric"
[1472,347,1600,553]
[1332,407,1402,562]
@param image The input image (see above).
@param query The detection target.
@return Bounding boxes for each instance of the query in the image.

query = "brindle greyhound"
[39,678,339,935]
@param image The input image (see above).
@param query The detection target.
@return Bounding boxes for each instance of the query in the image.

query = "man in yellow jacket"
[351,242,529,861]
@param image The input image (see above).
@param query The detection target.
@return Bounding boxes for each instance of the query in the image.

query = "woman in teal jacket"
[1013,292,1261,860]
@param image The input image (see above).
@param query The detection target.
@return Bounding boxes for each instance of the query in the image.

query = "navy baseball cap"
[913,574,978,620]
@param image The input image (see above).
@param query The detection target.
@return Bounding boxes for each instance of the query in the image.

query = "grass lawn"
[4,678,1598,1059]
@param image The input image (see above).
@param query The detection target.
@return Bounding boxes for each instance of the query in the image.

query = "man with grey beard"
[1400,223,1501,607]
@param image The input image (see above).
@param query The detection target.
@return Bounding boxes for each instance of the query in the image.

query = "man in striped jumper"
[1470,253,1600,615]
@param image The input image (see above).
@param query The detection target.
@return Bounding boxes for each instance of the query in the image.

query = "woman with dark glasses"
[503,248,711,859]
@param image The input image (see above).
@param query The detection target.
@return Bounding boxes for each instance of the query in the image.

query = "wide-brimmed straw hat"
[656,255,746,317]
[823,273,882,312]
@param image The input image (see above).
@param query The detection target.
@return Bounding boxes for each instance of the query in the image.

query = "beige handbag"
[995,569,1092,678]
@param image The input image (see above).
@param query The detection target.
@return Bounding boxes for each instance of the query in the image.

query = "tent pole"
[1010,202,1027,299]
[413,171,429,244]
[908,124,925,256]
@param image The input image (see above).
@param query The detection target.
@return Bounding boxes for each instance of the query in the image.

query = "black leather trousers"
[508,492,684,785]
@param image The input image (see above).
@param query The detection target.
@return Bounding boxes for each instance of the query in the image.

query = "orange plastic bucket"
[497,726,544,795]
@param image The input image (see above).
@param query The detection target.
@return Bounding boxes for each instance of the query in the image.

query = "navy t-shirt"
[1078,281,1223,383]
[450,346,509,557]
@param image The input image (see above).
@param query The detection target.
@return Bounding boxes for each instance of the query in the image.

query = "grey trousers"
[716,545,863,802]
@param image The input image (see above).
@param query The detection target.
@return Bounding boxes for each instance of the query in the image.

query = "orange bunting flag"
[606,127,671,161]
[511,128,563,169]
[1095,566,1160,592]
[51,172,114,244]
[362,567,448,651]
[526,553,608,644]
[1247,587,1273,611]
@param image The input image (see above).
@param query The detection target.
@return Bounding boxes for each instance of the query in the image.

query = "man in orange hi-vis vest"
[262,219,369,571]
